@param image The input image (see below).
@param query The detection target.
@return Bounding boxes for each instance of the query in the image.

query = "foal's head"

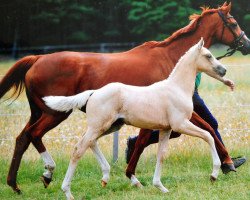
[193,38,227,78]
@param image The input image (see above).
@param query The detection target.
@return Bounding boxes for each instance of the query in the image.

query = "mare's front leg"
[153,129,171,193]
[126,129,152,187]
[175,119,221,180]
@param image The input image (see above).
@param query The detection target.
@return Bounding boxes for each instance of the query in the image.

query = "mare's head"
[201,2,250,55]
[192,38,227,78]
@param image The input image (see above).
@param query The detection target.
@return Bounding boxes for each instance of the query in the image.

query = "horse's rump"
[0,55,40,100]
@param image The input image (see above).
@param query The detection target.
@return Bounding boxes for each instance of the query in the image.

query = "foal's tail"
[43,90,95,112]
[0,55,41,101]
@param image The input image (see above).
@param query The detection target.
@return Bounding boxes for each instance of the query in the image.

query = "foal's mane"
[143,5,228,48]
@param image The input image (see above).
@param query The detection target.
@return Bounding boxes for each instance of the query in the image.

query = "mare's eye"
[206,54,212,59]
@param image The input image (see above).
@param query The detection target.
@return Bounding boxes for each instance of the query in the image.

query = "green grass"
[0,52,250,199]
[0,150,249,200]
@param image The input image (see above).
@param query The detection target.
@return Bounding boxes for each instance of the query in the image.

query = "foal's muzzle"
[215,65,227,77]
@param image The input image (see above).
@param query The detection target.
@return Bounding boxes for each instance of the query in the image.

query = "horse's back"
[25,51,114,96]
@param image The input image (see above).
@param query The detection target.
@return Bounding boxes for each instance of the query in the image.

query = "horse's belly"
[125,112,170,130]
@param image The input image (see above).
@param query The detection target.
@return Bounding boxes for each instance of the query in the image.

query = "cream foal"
[43,38,228,199]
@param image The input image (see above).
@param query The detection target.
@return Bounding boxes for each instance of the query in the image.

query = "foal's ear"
[197,37,204,50]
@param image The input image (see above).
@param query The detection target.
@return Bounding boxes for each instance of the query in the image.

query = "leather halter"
[216,10,245,60]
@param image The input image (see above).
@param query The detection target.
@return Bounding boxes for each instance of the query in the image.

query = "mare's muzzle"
[214,65,227,77]
[236,35,250,55]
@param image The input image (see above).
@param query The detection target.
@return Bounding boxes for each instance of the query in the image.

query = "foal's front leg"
[175,120,221,180]
[153,129,171,193]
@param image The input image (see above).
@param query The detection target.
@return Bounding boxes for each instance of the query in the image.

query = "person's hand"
[223,78,235,91]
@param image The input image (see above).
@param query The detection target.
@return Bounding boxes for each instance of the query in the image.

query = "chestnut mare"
[43,39,225,198]
[0,2,249,193]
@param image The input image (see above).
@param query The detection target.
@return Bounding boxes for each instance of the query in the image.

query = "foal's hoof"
[135,182,143,188]
[101,180,107,187]
[40,176,52,188]
[210,175,217,182]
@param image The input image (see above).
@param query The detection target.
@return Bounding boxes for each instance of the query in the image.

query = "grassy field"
[0,50,249,199]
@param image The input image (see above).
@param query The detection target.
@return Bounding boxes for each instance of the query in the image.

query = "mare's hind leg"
[153,130,171,193]
[175,119,221,180]
[62,128,99,200]
[28,112,70,188]
[90,141,110,187]
[7,94,44,194]
[7,119,34,193]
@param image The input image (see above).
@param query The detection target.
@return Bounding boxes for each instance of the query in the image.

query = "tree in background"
[0,0,249,50]
[126,0,197,41]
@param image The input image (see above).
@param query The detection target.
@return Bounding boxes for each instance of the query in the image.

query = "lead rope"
[216,48,236,60]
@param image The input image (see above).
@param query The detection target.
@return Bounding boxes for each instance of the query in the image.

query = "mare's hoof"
[221,163,236,174]
[40,176,52,188]
[210,175,217,182]
[12,186,21,194]
[101,180,107,187]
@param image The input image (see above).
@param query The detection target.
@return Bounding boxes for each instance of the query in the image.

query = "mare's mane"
[142,5,229,48]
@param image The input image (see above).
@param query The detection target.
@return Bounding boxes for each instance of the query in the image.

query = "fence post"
[113,131,119,162]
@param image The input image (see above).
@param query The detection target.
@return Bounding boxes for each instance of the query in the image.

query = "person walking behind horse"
[125,72,246,173]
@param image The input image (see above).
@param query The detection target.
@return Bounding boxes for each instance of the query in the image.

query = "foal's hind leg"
[62,128,99,200]
[175,119,221,180]
[90,141,110,187]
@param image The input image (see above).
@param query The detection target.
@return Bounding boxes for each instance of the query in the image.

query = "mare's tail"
[0,55,41,100]
[43,90,95,112]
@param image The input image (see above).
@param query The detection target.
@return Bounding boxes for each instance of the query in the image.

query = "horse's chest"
[165,91,193,119]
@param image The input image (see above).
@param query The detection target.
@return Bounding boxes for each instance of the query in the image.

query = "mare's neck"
[167,53,197,98]
[157,25,214,67]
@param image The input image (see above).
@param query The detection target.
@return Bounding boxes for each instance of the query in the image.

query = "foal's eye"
[205,54,212,59]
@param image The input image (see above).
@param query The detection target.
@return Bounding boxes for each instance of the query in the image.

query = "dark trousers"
[141,89,224,146]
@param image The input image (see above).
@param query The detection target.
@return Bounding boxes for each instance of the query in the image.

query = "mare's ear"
[222,2,228,7]
[224,2,232,13]
[197,37,204,50]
